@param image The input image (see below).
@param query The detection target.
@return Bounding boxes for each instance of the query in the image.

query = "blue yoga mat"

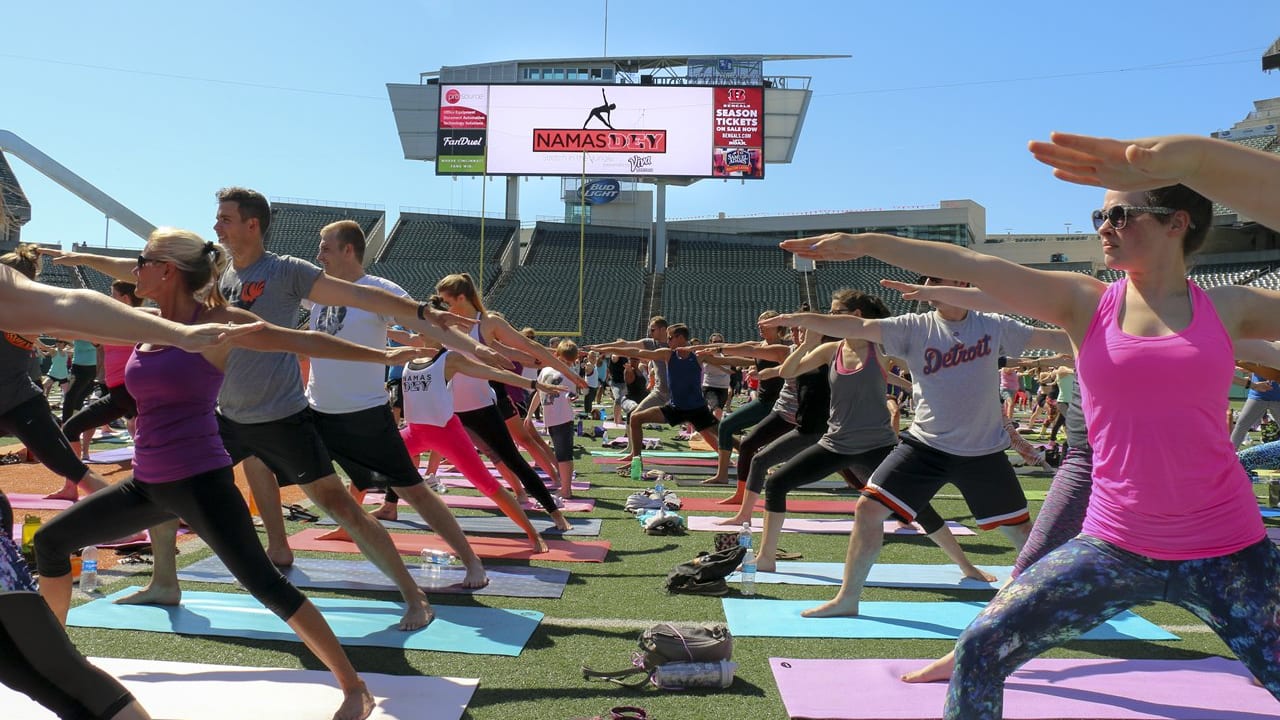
[177,555,570,598]
[315,512,602,536]
[1260,506,1280,518]
[721,599,1178,641]
[69,587,543,656]
[729,562,1014,590]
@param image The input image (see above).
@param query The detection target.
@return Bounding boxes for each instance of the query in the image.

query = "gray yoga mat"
[317,512,602,536]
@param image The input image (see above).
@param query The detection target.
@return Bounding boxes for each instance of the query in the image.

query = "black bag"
[663,546,746,596]
[582,622,734,688]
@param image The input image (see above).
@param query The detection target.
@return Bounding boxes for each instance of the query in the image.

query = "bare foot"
[43,488,80,502]
[552,516,572,532]
[462,562,490,588]
[529,536,550,555]
[800,595,860,618]
[700,475,729,485]
[333,683,375,720]
[515,493,530,506]
[266,545,295,568]
[901,653,955,683]
[398,590,433,631]
[755,558,776,573]
[716,493,745,506]
[559,486,574,500]
[115,583,181,606]
[316,527,354,542]
[961,566,998,583]
[369,503,398,522]
[714,513,752,526]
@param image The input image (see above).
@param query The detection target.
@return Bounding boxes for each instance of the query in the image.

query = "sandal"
[283,504,319,522]
[775,550,804,560]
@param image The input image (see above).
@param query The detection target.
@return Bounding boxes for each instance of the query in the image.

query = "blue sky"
[2,1,1277,250]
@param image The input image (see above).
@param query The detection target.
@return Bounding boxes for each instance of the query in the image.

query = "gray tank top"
[770,347,799,423]
[819,341,898,455]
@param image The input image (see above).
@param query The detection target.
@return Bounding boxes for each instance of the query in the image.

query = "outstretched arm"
[487,317,586,389]
[1028,133,1280,230]
[35,248,135,282]
[445,351,560,394]
[760,312,885,345]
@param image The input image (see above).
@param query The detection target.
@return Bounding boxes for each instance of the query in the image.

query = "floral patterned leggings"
[946,535,1280,719]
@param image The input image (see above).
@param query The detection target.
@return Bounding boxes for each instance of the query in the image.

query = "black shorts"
[659,404,718,431]
[703,387,729,411]
[386,377,403,411]
[547,421,575,462]
[862,436,1029,530]
[217,409,335,487]
[493,383,519,421]
[311,404,422,491]
[0,395,86,482]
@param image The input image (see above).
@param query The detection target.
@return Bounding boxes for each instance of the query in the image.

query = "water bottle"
[576,418,584,436]
[419,548,455,584]
[630,456,643,481]
[740,548,756,596]
[599,408,607,421]
[20,514,41,557]
[737,522,752,550]
[653,477,665,498]
[601,430,609,444]
[80,545,99,593]
[653,660,738,690]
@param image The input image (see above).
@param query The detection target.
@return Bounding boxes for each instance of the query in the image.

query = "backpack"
[582,622,734,688]
[664,546,746,596]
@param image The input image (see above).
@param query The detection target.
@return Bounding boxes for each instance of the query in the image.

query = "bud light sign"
[578,178,621,205]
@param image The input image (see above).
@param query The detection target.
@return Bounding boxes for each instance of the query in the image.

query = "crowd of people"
[0,131,1279,719]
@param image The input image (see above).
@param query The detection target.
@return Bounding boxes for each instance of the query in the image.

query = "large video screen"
[436,84,764,179]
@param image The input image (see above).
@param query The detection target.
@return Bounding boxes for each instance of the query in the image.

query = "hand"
[475,345,515,371]
[694,348,720,359]
[35,247,80,266]
[757,312,795,329]
[175,321,266,351]
[1027,132,1206,191]
[569,373,589,391]
[880,278,941,302]
[1255,380,1276,393]
[779,232,869,261]
[385,346,423,365]
[428,307,477,332]
[757,367,780,381]
[536,381,563,396]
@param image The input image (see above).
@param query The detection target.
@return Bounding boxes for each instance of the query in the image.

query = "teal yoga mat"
[69,587,543,656]
[721,599,1177,641]
[315,512,602,536]
[729,562,1013,590]
[178,555,570,598]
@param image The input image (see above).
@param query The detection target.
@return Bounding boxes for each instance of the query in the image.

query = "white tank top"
[450,313,496,412]
[403,351,456,427]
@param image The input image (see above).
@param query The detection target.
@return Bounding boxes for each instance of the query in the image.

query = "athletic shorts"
[863,436,1029,530]
[0,395,86,482]
[312,404,422,490]
[547,421,575,462]
[610,382,627,403]
[703,387,729,412]
[386,378,403,411]
[659,404,717,431]
[494,384,519,421]
[217,409,335,487]
[999,388,1015,403]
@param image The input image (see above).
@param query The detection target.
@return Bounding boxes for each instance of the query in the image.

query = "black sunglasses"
[1090,205,1178,231]
[135,254,164,267]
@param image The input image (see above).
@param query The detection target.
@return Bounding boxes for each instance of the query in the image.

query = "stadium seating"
[372,212,517,300]
[663,232,801,341]
[36,254,79,289]
[266,203,384,260]
[1187,262,1264,289]
[813,257,919,317]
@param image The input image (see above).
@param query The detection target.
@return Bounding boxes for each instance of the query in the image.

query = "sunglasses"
[1090,205,1178,231]
[135,255,163,267]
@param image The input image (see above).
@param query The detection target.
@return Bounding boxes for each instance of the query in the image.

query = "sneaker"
[1034,451,1053,473]
[425,473,447,494]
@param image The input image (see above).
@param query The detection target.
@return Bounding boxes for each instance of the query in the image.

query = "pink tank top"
[1077,278,1263,559]
[103,344,133,387]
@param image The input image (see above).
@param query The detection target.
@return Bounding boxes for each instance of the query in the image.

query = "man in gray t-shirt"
[588,316,673,453]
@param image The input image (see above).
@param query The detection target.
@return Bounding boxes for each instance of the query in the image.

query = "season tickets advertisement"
[436,84,764,178]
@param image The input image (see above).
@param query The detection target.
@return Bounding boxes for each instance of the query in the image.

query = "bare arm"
[1207,285,1280,343]
[487,316,585,388]
[716,341,790,363]
[216,306,414,366]
[877,353,913,392]
[760,312,885,345]
[445,350,554,392]
[35,248,135,282]
[773,337,836,379]
[1026,328,1074,356]
[308,273,476,339]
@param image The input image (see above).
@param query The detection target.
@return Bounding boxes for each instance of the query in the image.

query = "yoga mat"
[316,512,602,536]
[432,472,590,492]
[12,526,163,549]
[178,555,570,598]
[686,515,976,536]
[591,450,721,458]
[729,562,1013,590]
[722,599,1176,641]
[676,475,849,488]
[0,656,477,720]
[86,445,135,464]
[594,455,721,467]
[366,492,596,513]
[769,657,1277,720]
[678,496,858,515]
[69,587,543,656]
[1262,506,1280,518]
[2,492,73,510]
[289,527,610,562]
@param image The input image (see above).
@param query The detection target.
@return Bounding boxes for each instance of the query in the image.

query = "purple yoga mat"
[770,657,1279,719]
[427,472,590,492]
[364,492,596,513]
[3,493,74,510]
[686,515,976,536]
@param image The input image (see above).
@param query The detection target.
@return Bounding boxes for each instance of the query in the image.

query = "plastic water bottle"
[630,456,643,481]
[419,548,454,584]
[653,660,739,689]
[599,408,607,421]
[576,418,584,436]
[737,522,752,550]
[20,514,41,557]
[653,476,665,498]
[601,430,609,444]
[740,548,756,596]
[80,545,99,593]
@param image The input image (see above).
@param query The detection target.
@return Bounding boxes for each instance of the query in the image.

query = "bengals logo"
[238,281,266,309]
[4,332,34,351]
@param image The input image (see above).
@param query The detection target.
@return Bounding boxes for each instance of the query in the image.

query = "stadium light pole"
[603,0,609,56]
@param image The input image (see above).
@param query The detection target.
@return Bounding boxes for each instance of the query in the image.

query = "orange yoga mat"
[288,527,610,562]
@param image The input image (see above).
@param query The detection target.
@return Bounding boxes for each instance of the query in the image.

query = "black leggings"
[763,443,946,534]
[0,591,136,720]
[457,404,560,514]
[583,385,598,415]
[61,364,98,423]
[736,411,794,482]
[35,466,305,620]
[0,395,88,482]
[62,384,137,441]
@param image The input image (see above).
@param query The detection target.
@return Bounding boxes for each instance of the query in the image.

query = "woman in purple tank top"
[34,228,420,720]
[781,182,1280,719]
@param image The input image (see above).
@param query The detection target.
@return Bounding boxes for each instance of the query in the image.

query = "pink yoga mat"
[364,492,596,513]
[431,473,590,492]
[685,515,975,536]
[678,496,858,515]
[12,525,153,549]
[3,493,74,511]
[592,456,721,467]
[770,657,1279,719]
[288,527,610,562]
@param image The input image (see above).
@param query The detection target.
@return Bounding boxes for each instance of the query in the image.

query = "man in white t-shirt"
[299,220,488,587]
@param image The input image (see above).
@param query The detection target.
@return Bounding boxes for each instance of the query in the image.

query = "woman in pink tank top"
[779,183,1280,719]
